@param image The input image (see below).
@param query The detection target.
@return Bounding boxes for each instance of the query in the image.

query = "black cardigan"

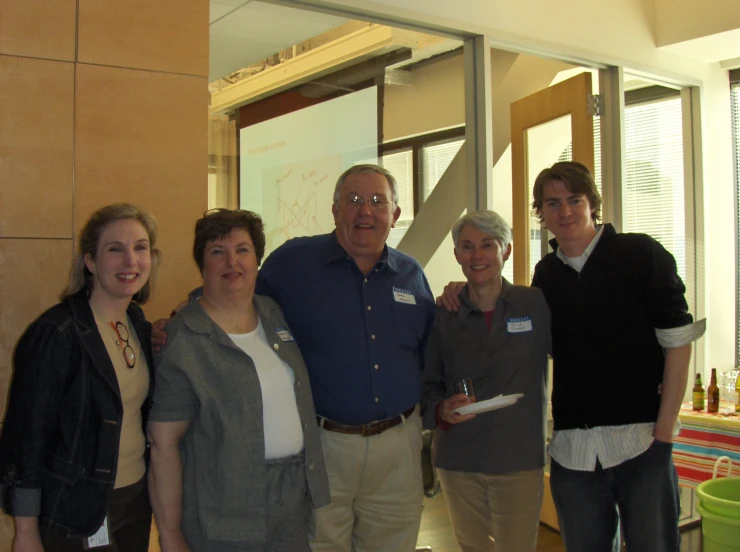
[532,224,692,430]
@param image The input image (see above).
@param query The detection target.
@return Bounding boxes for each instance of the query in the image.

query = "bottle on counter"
[735,371,740,413]
[707,368,720,413]
[692,373,705,411]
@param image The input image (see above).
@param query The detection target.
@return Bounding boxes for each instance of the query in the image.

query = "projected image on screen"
[240,86,378,255]
[267,155,341,244]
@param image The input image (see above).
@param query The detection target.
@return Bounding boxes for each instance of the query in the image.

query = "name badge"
[393,287,416,305]
[507,316,533,333]
[276,327,295,342]
[84,516,110,548]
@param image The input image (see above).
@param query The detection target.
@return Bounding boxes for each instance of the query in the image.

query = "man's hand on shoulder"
[151,299,187,353]
[436,281,465,311]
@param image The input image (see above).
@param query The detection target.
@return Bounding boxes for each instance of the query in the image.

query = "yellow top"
[93,313,149,489]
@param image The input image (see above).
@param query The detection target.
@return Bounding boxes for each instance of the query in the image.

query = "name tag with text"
[84,516,110,549]
[507,316,533,333]
[393,287,417,305]
[276,327,295,342]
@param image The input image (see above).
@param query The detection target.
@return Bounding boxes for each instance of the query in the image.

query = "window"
[622,93,686,282]
[381,127,465,247]
[731,71,740,365]
[381,148,413,248]
[422,138,465,202]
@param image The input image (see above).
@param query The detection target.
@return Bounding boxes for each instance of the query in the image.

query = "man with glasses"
[257,164,435,552]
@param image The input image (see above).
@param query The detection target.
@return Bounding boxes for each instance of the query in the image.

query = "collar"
[67,289,97,329]
[67,288,144,331]
[180,294,277,350]
[555,224,604,270]
[322,231,398,274]
[457,278,513,319]
[549,223,616,257]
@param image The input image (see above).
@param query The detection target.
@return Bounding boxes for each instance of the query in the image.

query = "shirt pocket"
[392,302,427,351]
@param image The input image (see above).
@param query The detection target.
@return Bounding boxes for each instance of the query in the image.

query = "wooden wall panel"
[77,0,209,77]
[74,64,207,320]
[0,0,76,60]
[0,56,74,238]
[0,239,73,415]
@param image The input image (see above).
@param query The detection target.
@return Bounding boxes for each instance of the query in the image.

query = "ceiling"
[209,0,349,81]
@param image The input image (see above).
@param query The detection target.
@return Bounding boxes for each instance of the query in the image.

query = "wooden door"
[510,72,595,284]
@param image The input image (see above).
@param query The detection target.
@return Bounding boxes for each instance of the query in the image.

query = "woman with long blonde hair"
[0,203,161,552]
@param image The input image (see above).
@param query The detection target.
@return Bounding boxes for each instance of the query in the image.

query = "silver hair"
[451,210,512,250]
[332,164,399,205]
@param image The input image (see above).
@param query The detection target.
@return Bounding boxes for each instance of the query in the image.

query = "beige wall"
[654,0,740,46]
[0,0,209,546]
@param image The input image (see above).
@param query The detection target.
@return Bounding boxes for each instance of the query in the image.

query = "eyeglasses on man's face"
[339,193,393,210]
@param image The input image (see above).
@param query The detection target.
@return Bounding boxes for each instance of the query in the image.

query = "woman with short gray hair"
[421,210,551,552]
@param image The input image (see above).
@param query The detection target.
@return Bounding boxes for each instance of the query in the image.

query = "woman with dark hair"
[147,209,329,552]
[0,203,162,551]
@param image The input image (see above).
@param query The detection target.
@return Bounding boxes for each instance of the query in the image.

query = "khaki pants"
[309,411,423,552]
[438,467,544,552]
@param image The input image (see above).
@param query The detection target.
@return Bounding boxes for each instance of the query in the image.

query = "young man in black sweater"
[530,162,704,552]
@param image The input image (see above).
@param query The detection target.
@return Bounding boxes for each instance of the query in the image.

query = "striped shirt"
[548,225,705,471]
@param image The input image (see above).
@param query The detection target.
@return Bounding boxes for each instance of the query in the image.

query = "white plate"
[453,393,525,416]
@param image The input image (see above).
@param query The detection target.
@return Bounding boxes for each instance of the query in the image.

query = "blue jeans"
[550,439,680,552]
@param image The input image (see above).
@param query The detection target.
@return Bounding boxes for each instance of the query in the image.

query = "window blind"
[622,97,686,282]
[422,138,465,202]
[381,149,414,248]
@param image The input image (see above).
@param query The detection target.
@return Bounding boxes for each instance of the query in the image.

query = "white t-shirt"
[228,319,305,459]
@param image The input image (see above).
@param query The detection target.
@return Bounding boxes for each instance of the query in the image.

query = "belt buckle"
[361,423,372,437]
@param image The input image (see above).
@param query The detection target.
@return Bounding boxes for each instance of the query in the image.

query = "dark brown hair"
[193,209,266,271]
[531,161,602,223]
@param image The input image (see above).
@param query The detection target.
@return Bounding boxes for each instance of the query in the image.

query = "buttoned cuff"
[655,319,706,348]
[0,485,41,517]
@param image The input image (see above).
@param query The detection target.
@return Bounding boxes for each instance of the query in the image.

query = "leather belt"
[318,406,416,437]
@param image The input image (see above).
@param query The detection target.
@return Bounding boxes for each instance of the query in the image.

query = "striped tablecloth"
[673,402,740,487]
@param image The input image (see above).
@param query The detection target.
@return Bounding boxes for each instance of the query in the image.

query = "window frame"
[381,125,465,216]
[731,69,740,367]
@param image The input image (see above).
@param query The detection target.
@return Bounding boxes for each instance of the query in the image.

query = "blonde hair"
[61,203,162,304]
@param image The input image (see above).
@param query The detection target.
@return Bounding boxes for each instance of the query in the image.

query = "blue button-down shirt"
[257,232,435,425]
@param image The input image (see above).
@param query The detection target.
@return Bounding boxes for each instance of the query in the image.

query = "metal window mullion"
[681,86,704,381]
[464,36,493,211]
[598,66,625,232]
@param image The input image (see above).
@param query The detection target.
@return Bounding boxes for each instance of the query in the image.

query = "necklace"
[222,313,243,333]
[201,296,245,333]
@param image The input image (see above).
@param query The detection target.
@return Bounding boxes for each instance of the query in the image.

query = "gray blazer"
[150,294,330,544]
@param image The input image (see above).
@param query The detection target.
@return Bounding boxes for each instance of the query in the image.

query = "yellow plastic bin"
[696,457,740,552]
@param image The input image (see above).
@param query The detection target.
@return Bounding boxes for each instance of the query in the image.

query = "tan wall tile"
[78,0,209,77]
[0,239,73,415]
[0,0,76,60]
[75,64,208,320]
[0,56,74,238]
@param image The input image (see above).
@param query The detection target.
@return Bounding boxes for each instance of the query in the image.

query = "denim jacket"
[0,290,154,537]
